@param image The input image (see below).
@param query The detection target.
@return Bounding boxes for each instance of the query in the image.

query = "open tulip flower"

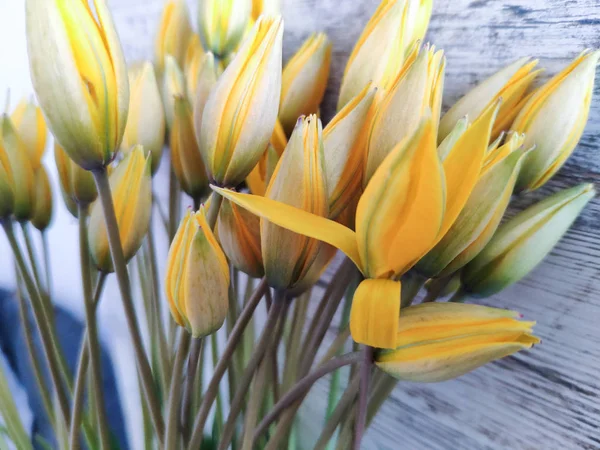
[214,100,499,348]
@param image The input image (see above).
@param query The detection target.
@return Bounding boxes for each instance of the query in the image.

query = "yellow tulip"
[261,115,328,290]
[192,53,218,148]
[364,44,445,184]
[0,135,14,219]
[375,302,539,382]
[54,142,97,210]
[122,62,166,175]
[439,57,539,143]
[88,147,152,272]
[338,0,432,109]
[171,96,209,202]
[162,56,186,130]
[155,0,193,73]
[323,85,376,218]
[279,33,332,135]
[199,16,283,187]
[251,0,280,21]
[218,199,264,278]
[166,207,230,337]
[31,166,54,231]
[1,116,35,222]
[11,100,47,169]
[511,50,600,191]
[26,0,129,170]
[185,43,218,105]
[198,0,251,58]
[213,103,499,347]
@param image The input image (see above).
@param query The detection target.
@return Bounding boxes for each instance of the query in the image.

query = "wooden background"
[109,0,600,448]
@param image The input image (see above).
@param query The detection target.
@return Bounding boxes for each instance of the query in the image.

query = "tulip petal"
[212,186,363,272]
[350,279,400,349]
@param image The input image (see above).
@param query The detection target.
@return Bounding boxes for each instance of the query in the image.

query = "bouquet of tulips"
[0,0,597,448]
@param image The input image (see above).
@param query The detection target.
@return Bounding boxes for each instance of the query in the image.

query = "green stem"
[422,275,452,303]
[449,288,469,303]
[242,359,269,450]
[353,346,373,450]
[168,167,180,243]
[187,278,268,450]
[181,337,203,444]
[92,168,165,442]
[2,220,71,426]
[77,205,111,450]
[164,332,191,450]
[400,271,427,307]
[206,192,223,229]
[366,374,398,427]
[41,230,52,296]
[20,222,43,291]
[210,333,224,440]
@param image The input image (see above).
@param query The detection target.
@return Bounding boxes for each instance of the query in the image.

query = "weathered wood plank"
[108,0,600,448]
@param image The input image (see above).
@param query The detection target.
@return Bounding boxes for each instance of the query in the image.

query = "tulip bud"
[171,96,209,201]
[462,183,596,297]
[338,0,432,109]
[439,57,539,142]
[31,166,53,231]
[54,143,97,211]
[199,0,251,58]
[1,116,35,221]
[26,0,129,170]
[279,33,332,135]
[88,147,152,272]
[122,63,165,175]
[11,100,47,169]
[418,142,527,278]
[192,53,219,146]
[165,208,230,337]
[262,115,328,290]
[200,16,283,187]
[364,45,445,184]
[512,50,600,192]
[437,116,468,161]
[218,198,263,278]
[323,85,376,218]
[375,302,539,382]
[155,0,193,73]
[0,138,14,219]
[162,56,186,130]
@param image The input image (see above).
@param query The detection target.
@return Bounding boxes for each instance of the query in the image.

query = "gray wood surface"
[109,0,600,448]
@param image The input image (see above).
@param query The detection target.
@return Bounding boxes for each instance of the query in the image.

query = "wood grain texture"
[108,0,600,448]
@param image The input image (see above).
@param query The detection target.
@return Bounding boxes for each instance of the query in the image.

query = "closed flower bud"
[88,147,152,272]
[165,207,230,337]
[171,96,209,201]
[162,56,186,130]
[122,63,165,175]
[279,33,332,135]
[54,142,97,209]
[439,57,539,143]
[192,53,218,147]
[155,0,193,73]
[262,115,328,290]
[0,136,15,219]
[200,16,283,187]
[338,0,432,109]
[26,0,129,170]
[218,198,263,278]
[462,183,596,297]
[199,0,251,58]
[364,44,445,183]
[11,100,47,169]
[323,85,376,218]
[418,135,528,277]
[375,302,539,382]
[1,116,35,221]
[31,166,53,231]
[512,50,600,192]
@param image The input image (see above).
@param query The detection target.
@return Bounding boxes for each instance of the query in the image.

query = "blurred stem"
[41,230,52,296]
[2,220,71,426]
[206,192,223,229]
[165,331,191,450]
[257,352,362,448]
[366,373,398,427]
[20,223,43,292]
[211,333,224,440]
[353,346,373,450]
[187,278,268,450]
[77,205,111,450]
[92,168,165,442]
[168,167,180,243]
[242,359,269,450]
[400,271,427,307]
[422,276,452,303]
[449,288,469,303]
[181,337,203,444]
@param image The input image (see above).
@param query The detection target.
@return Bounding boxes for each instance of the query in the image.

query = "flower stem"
[168,167,180,243]
[187,278,268,450]
[353,346,373,450]
[77,205,111,450]
[91,168,165,442]
[256,352,362,445]
[165,331,192,450]
[41,230,52,295]
[206,191,223,229]
[449,288,469,303]
[181,337,203,442]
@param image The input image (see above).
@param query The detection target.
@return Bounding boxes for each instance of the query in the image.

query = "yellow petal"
[212,186,363,272]
[350,279,400,349]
